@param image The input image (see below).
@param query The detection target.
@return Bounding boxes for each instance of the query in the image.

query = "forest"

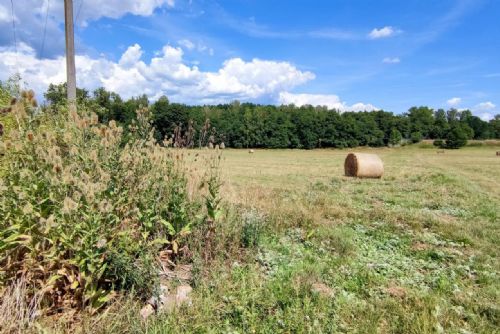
[44,83,500,149]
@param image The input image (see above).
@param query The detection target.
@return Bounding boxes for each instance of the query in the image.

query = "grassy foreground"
[21,147,500,332]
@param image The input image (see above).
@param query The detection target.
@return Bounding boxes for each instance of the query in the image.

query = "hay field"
[46,147,500,333]
[188,146,500,333]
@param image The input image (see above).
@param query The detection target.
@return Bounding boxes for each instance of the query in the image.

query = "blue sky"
[0,0,499,119]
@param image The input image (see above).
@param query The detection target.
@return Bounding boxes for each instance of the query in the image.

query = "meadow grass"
[29,147,500,333]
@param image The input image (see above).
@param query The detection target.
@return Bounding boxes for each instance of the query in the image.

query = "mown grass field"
[42,147,500,333]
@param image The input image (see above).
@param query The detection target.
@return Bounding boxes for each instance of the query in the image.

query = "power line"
[9,0,17,55]
[40,0,50,58]
[75,0,84,25]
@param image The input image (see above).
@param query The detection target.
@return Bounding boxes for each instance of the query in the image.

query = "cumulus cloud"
[447,97,462,106]
[278,92,378,112]
[478,113,494,121]
[0,4,12,23]
[471,102,497,121]
[368,26,400,39]
[0,43,315,105]
[382,57,400,64]
[475,101,495,111]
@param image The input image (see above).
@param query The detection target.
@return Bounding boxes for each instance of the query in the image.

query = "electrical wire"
[9,0,17,55]
[75,0,84,25]
[40,0,50,58]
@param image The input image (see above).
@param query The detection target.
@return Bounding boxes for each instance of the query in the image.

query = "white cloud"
[382,57,400,64]
[278,92,378,112]
[475,101,495,111]
[0,4,12,23]
[178,39,195,50]
[479,113,494,121]
[119,43,144,67]
[368,26,400,39]
[0,43,315,105]
[470,101,497,121]
[0,0,173,57]
[178,39,214,55]
[447,97,462,106]
[75,0,174,23]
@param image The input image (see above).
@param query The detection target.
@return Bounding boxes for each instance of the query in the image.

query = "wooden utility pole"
[64,0,77,113]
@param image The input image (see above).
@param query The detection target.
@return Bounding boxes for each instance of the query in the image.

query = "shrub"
[388,128,402,146]
[444,124,468,149]
[410,131,423,143]
[0,103,204,311]
[433,139,445,148]
[241,209,266,248]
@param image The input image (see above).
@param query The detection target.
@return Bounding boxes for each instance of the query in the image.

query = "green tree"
[490,115,500,138]
[431,109,449,139]
[44,83,90,110]
[389,128,402,146]
[410,131,423,143]
[445,124,469,149]
[407,106,434,138]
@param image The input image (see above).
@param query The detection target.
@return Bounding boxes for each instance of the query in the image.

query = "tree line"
[38,83,500,149]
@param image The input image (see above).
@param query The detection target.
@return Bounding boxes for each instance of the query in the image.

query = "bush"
[444,124,468,149]
[433,139,445,148]
[241,209,266,248]
[410,131,423,143]
[0,103,205,311]
[389,128,402,146]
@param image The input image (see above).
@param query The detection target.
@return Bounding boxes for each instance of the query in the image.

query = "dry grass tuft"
[0,278,40,334]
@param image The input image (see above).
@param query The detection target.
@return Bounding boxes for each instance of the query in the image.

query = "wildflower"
[22,203,33,215]
[0,179,6,192]
[98,200,113,213]
[72,191,82,202]
[63,132,73,143]
[52,164,62,174]
[90,113,98,125]
[90,150,98,162]
[69,146,78,156]
[26,131,34,142]
[96,239,107,248]
[62,197,79,214]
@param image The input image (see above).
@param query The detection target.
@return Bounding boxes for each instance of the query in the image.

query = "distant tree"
[490,115,500,138]
[444,124,469,149]
[446,108,460,123]
[410,131,423,143]
[44,83,89,111]
[389,128,402,146]
[431,109,449,139]
[151,96,190,141]
[464,115,490,139]
[407,106,434,138]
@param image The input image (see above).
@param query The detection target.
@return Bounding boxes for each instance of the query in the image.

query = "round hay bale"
[344,153,384,178]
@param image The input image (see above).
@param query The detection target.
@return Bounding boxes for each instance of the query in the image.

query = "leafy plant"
[0,101,205,312]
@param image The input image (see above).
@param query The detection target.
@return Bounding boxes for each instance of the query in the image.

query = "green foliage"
[40,83,500,150]
[44,82,91,111]
[0,104,203,311]
[388,128,402,146]
[410,131,423,143]
[444,123,469,149]
[433,139,445,148]
[240,209,265,248]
